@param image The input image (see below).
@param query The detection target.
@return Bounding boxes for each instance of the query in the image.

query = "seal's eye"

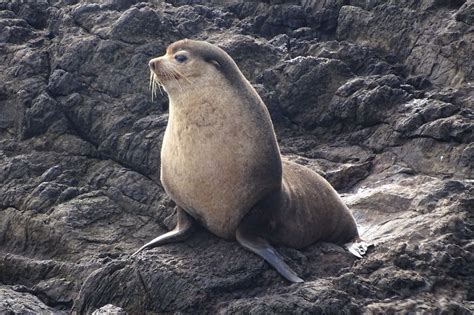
[175,54,188,63]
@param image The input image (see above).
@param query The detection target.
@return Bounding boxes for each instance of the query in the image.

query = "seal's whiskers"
[149,71,156,101]
[153,72,164,95]
[149,71,165,101]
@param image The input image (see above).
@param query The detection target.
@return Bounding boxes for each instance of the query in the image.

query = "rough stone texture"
[0,285,59,314]
[0,0,472,314]
[92,304,127,314]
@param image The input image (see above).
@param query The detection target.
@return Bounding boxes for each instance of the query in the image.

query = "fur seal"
[132,39,370,282]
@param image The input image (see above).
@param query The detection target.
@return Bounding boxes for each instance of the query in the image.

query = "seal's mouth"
[149,69,186,100]
[148,59,191,100]
[149,58,183,82]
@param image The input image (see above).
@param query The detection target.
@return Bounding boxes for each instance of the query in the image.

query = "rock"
[222,282,360,313]
[337,5,373,41]
[13,2,50,29]
[414,115,474,143]
[0,0,472,313]
[109,6,162,44]
[33,278,76,309]
[215,34,285,81]
[23,93,62,139]
[0,286,56,314]
[47,69,84,96]
[0,15,33,43]
[326,75,412,128]
[92,304,128,314]
[259,56,352,130]
[455,2,474,25]
[393,98,460,133]
[23,181,69,213]
[231,3,310,37]
[307,41,388,76]
[325,161,372,191]
[371,268,429,298]
[259,5,307,36]
[72,239,271,313]
[104,0,140,12]
[337,3,473,86]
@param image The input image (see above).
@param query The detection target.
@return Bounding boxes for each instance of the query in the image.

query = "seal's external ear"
[208,58,221,69]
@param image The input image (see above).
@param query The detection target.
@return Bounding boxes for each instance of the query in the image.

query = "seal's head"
[148,39,245,98]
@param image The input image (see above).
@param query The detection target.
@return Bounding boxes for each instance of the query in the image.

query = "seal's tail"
[344,238,373,258]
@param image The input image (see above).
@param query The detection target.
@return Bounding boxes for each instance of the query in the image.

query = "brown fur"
[245,160,359,249]
[151,39,359,244]
[153,39,281,239]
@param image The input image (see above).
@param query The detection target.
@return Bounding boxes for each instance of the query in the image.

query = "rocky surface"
[0,0,472,314]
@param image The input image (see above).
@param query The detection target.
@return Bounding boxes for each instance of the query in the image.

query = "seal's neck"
[166,79,239,116]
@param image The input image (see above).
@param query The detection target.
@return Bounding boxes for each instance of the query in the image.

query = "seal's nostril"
[149,60,155,71]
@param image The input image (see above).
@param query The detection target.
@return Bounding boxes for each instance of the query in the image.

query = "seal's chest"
[161,156,251,239]
[175,101,227,133]
[160,130,262,238]
[159,101,281,238]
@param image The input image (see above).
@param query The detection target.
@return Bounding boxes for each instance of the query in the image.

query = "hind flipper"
[344,239,373,259]
[236,224,304,283]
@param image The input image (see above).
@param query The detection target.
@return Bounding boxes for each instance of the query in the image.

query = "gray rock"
[92,304,128,314]
[260,56,352,129]
[0,0,472,313]
[455,2,474,25]
[0,286,57,314]
[109,7,163,44]
[23,93,62,139]
[0,15,33,43]
[48,69,84,96]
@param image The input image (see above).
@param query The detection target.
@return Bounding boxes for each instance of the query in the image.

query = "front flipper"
[236,225,304,283]
[344,238,373,259]
[132,206,194,257]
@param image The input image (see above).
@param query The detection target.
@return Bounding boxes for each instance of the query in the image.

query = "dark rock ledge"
[0,0,472,313]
